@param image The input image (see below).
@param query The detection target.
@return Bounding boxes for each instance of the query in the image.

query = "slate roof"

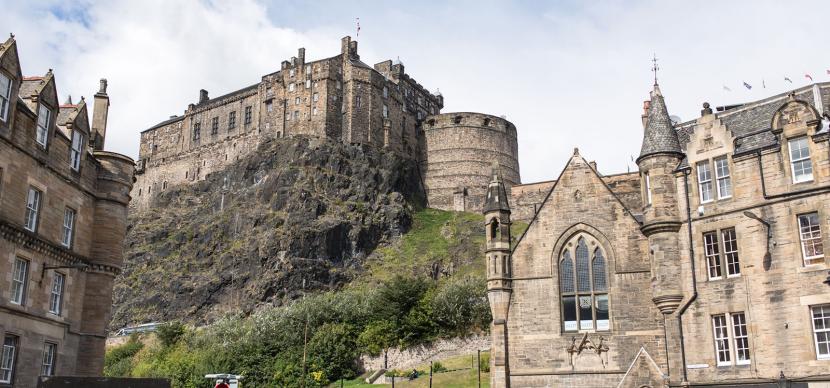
[18,78,42,98]
[483,164,510,213]
[675,83,830,169]
[193,83,259,109]
[638,84,682,161]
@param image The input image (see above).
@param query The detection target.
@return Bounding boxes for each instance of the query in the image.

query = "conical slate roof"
[483,162,510,213]
[638,84,682,162]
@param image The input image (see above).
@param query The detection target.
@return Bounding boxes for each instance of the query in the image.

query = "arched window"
[490,219,499,240]
[559,234,610,332]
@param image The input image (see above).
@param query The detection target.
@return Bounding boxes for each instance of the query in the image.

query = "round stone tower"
[421,112,520,213]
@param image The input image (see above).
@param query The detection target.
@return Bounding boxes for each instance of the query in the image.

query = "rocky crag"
[113,136,426,327]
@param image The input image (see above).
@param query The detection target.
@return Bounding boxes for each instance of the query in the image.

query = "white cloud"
[4,0,829,183]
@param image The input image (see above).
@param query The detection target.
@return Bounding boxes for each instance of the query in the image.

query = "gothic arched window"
[559,234,609,332]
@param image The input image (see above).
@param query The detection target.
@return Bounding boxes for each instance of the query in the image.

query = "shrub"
[156,321,186,348]
[479,352,490,372]
[431,361,447,373]
[307,323,359,382]
[104,338,144,377]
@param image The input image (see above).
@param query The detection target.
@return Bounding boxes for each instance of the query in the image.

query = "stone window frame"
[244,106,252,126]
[10,256,30,306]
[0,334,19,384]
[24,186,42,232]
[812,304,830,360]
[40,341,57,376]
[702,227,741,281]
[48,271,65,316]
[711,311,751,367]
[695,154,733,205]
[228,111,236,130]
[787,136,814,184]
[557,232,610,333]
[61,206,76,249]
[192,121,201,141]
[210,117,219,136]
[797,211,824,266]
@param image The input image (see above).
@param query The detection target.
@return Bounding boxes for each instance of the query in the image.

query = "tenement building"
[486,80,830,387]
[0,35,134,387]
[132,36,521,212]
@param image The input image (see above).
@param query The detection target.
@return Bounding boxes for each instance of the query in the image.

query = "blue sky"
[3,0,829,183]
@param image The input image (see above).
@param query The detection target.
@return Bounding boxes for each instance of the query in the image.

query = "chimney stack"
[341,36,351,56]
[199,89,209,104]
[91,78,109,150]
[298,47,306,64]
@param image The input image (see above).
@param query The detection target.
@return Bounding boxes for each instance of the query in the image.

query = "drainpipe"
[677,170,698,384]
[756,149,830,200]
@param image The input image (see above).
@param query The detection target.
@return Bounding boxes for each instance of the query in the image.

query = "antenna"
[651,54,659,85]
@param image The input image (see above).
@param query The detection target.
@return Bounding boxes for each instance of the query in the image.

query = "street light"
[39,261,89,284]
[743,211,772,271]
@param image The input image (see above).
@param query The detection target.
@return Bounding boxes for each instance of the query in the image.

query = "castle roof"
[638,83,682,162]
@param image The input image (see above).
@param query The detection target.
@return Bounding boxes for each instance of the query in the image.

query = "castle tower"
[484,163,512,388]
[636,83,684,315]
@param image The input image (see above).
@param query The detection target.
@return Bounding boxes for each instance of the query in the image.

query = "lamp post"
[39,261,88,284]
[743,211,772,270]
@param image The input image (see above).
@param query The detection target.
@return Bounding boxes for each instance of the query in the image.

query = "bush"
[430,275,491,337]
[104,338,144,377]
[156,321,186,348]
[431,361,447,373]
[479,352,490,372]
[307,323,359,382]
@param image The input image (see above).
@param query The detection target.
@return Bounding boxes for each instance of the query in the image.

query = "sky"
[2,0,829,183]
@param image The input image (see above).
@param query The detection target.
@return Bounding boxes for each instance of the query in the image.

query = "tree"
[358,320,397,369]
[156,321,186,348]
[307,323,359,382]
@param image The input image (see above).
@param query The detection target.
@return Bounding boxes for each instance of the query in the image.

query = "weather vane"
[651,53,659,85]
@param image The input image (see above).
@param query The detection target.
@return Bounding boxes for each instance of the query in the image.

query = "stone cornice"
[0,217,121,275]
[640,220,682,236]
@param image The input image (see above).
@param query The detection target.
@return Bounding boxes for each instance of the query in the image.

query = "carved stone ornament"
[567,333,610,368]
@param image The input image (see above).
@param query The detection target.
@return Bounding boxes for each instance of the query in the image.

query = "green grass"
[335,370,489,387]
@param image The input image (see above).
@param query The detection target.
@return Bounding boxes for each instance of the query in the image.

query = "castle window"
[306,80,311,89]
[483,118,490,126]
[295,97,300,105]
[798,212,824,265]
[714,157,731,199]
[712,312,750,366]
[228,112,236,130]
[289,83,295,92]
[789,137,813,183]
[36,103,52,147]
[383,86,388,99]
[24,187,41,232]
[696,161,713,204]
[49,272,64,315]
[192,122,201,141]
[383,104,388,118]
[70,129,84,171]
[559,236,609,332]
[10,258,29,305]
[703,228,740,280]
[336,80,341,90]
[356,95,361,109]
[62,207,76,248]
[305,65,311,75]
[244,106,252,125]
[289,68,295,78]
[453,115,462,124]
[812,304,830,359]
[313,93,319,102]
[0,72,10,122]
[266,101,273,112]
[211,117,219,135]
[293,111,299,120]
[313,107,318,116]
[643,172,652,205]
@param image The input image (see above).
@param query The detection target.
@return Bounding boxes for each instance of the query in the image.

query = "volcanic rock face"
[113,137,425,327]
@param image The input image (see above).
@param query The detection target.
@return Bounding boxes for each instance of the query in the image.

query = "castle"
[485,81,830,387]
[133,36,520,212]
[0,35,134,387]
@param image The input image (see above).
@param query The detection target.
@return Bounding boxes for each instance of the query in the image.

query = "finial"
[9,33,14,39]
[651,54,659,85]
[64,95,73,105]
[573,147,580,156]
[701,102,712,116]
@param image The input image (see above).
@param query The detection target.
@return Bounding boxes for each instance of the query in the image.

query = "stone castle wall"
[422,113,520,213]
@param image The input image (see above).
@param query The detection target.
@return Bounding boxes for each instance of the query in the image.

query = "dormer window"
[70,130,84,171]
[789,137,813,183]
[36,104,51,147]
[0,73,10,122]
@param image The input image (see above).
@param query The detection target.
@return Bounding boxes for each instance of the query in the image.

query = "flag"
[784,77,793,83]
[743,82,752,90]
[805,74,813,81]
[762,79,766,88]
[723,85,732,92]
[356,18,360,37]
[826,69,830,75]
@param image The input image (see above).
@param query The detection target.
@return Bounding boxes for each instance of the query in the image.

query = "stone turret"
[636,83,684,315]
[484,162,512,388]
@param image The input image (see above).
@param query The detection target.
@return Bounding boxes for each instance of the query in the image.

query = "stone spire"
[483,162,510,213]
[638,83,682,162]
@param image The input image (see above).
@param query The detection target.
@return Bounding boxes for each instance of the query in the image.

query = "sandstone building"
[132,36,521,212]
[486,81,830,387]
[0,35,134,387]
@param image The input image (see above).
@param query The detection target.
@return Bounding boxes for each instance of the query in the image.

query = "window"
[70,130,84,171]
[49,273,64,315]
[244,106,252,125]
[356,95,361,109]
[0,73,11,122]
[37,104,51,146]
[798,212,824,265]
[11,258,28,305]
[712,312,750,366]
[697,161,713,203]
[295,97,300,105]
[288,83,295,92]
[41,342,56,376]
[62,208,75,248]
[211,117,219,135]
[383,104,389,118]
[714,157,731,199]
[644,172,652,205]
[313,93,319,102]
[813,304,830,359]
[289,68,295,77]
[228,111,236,130]
[192,122,201,141]
[559,236,609,332]
[383,86,388,99]
[305,65,311,75]
[293,111,299,120]
[704,228,740,280]
[312,107,318,116]
[1,335,18,384]
[336,80,341,90]
[266,101,273,112]
[24,187,41,232]
[789,137,813,183]
[305,80,311,89]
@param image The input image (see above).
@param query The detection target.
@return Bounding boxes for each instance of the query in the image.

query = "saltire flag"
[356,18,360,37]
[805,74,813,81]
[743,82,752,90]
[723,85,732,92]
[762,79,766,88]
[784,77,793,83]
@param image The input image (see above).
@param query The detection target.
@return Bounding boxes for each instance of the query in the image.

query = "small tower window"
[453,115,462,124]
[489,219,499,240]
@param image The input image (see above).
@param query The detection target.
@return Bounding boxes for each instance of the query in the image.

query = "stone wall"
[360,335,490,372]
[422,113,520,213]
